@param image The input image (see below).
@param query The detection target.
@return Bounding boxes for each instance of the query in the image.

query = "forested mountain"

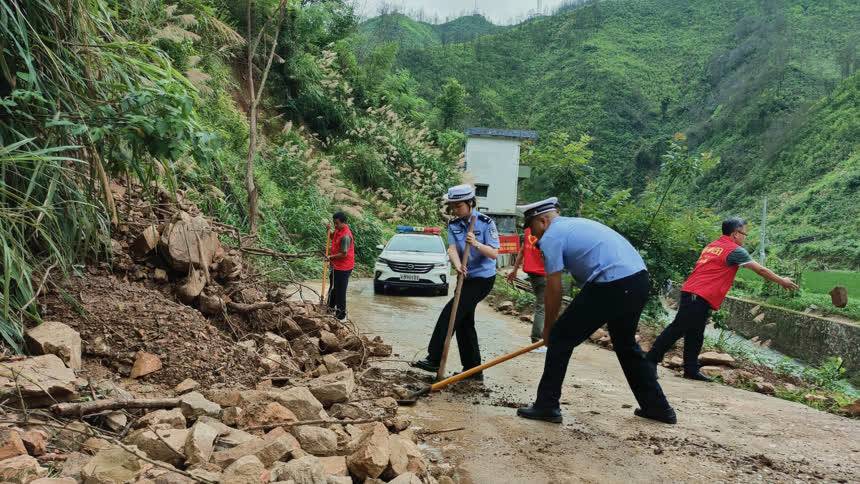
[359,0,860,268]
[356,13,500,51]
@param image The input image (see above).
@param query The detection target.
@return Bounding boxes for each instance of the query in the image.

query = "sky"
[354,0,575,25]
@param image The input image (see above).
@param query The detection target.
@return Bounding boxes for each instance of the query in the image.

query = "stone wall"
[721,296,860,384]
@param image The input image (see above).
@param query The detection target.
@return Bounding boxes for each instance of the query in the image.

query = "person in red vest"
[327,211,355,321]
[647,217,798,381]
[507,225,549,353]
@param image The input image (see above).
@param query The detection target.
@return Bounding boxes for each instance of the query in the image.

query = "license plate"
[400,274,419,282]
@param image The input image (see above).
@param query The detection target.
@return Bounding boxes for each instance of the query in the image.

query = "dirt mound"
[42,272,264,387]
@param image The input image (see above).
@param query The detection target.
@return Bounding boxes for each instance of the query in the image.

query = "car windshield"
[386,235,445,253]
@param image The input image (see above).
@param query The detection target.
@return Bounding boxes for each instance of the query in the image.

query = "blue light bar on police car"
[396,225,441,235]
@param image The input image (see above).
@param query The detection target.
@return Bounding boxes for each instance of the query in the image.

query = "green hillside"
[355,13,501,52]
[360,0,860,268]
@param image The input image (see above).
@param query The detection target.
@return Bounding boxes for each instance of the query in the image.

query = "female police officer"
[412,184,499,380]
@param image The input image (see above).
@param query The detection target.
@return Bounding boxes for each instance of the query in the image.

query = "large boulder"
[271,455,326,484]
[291,426,338,456]
[184,421,219,466]
[269,387,328,420]
[241,402,297,429]
[221,455,268,484]
[308,369,355,407]
[211,427,299,469]
[179,391,222,419]
[81,446,148,484]
[0,354,77,406]
[318,456,348,476]
[346,422,390,480]
[136,408,187,429]
[389,472,423,484]
[25,321,82,370]
[0,454,48,483]
[386,435,428,477]
[131,225,160,260]
[125,427,188,466]
[0,429,27,460]
[159,211,221,272]
[196,416,256,447]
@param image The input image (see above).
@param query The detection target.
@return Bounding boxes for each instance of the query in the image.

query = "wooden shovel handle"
[436,215,477,381]
[432,340,545,391]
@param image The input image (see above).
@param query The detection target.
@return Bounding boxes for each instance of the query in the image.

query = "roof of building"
[465,127,538,141]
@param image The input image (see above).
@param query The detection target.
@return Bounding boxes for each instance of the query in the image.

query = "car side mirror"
[376,244,384,250]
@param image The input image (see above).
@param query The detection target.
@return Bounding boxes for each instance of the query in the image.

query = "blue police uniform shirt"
[538,217,646,284]
[447,209,500,279]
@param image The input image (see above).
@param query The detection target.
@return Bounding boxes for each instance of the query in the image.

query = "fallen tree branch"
[227,301,275,313]
[239,246,315,260]
[244,417,384,431]
[418,426,465,436]
[50,398,181,417]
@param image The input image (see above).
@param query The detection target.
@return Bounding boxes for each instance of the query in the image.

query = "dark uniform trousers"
[535,271,672,412]
[327,269,352,320]
[647,291,712,373]
[427,276,495,370]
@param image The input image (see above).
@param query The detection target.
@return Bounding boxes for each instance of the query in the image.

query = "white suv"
[374,227,450,296]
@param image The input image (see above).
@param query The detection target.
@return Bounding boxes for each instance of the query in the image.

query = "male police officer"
[647,217,798,380]
[412,184,499,379]
[515,198,676,424]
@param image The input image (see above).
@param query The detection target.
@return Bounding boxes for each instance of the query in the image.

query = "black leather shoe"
[683,371,713,382]
[517,404,563,423]
[411,358,439,373]
[634,406,677,424]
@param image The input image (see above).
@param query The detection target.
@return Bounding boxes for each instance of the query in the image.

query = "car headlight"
[433,262,447,268]
[377,258,391,265]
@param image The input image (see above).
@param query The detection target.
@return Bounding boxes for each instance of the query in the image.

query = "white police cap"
[443,184,476,203]
[517,197,560,222]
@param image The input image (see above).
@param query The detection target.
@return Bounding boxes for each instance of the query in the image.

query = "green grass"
[737,269,860,295]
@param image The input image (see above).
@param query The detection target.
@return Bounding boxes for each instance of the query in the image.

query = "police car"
[374,226,450,296]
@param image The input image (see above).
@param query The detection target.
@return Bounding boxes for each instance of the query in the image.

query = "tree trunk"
[246,0,259,236]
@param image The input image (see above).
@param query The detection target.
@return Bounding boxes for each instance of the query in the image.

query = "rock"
[126,427,188,465]
[175,378,200,395]
[198,293,226,317]
[58,451,90,480]
[20,429,48,456]
[319,331,341,353]
[698,352,736,367]
[437,477,456,484]
[699,366,726,378]
[329,403,371,420]
[842,399,860,417]
[0,429,27,460]
[222,407,243,426]
[330,351,362,368]
[184,421,219,466]
[291,426,338,456]
[322,355,348,374]
[0,354,77,405]
[179,391,222,419]
[663,356,683,369]
[754,382,776,395]
[242,402,297,428]
[271,455,325,484]
[196,416,256,447]
[31,478,77,484]
[387,435,427,477]
[136,408,187,429]
[263,332,290,350]
[189,467,222,482]
[82,437,112,454]
[159,211,221,272]
[804,393,828,403]
[153,268,169,283]
[309,369,356,406]
[177,268,206,304]
[81,446,146,484]
[261,352,284,373]
[389,473,423,484]
[830,286,848,308]
[270,387,327,420]
[375,397,398,412]
[132,225,160,259]
[497,301,515,311]
[387,415,412,433]
[318,456,347,476]
[221,455,268,484]
[368,341,392,357]
[25,321,82,370]
[783,383,798,392]
[347,422,390,479]
[104,412,128,433]
[753,313,765,323]
[212,427,299,469]
[0,455,48,483]
[327,477,352,484]
[130,351,162,379]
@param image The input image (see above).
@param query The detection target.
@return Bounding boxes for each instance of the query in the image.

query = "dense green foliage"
[0,0,461,350]
[356,13,499,52]
[360,0,860,269]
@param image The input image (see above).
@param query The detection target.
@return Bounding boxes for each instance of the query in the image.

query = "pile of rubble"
[0,179,452,482]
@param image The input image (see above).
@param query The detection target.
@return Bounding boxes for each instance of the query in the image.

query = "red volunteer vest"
[330,225,355,271]
[681,235,742,310]
[522,228,546,276]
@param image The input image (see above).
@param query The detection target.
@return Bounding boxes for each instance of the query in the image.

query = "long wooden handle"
[432,340,545,391]
[320,224,332,304]
[436,216,477,381]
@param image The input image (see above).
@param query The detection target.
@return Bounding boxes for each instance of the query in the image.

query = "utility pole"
[759,196,768,264]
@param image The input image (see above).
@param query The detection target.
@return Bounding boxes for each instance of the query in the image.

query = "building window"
[475,184,489,197]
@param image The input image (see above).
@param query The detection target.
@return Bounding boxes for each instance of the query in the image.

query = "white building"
[463,127,538,234]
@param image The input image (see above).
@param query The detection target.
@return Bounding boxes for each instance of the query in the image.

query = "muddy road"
[345,278,859,483]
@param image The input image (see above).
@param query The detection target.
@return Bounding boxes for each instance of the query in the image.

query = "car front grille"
[386,260,434,274]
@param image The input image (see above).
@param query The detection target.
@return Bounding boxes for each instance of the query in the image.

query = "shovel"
[398,340,545,405]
